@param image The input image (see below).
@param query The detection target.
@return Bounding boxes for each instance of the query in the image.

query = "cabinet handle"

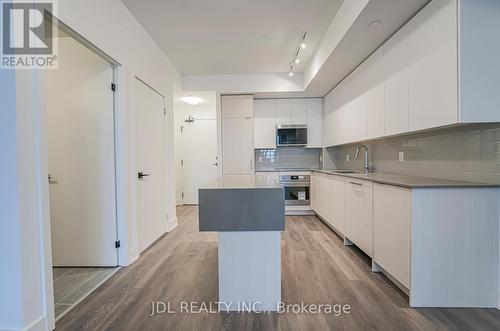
[350,181,362,186]
[250,159,253,171]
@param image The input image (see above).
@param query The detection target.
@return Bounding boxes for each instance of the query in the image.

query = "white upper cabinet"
[349,47,385,142]
[349,62,368,142]
[331,78,351,146]
[275,99,291,126]
[384,23,411,136]
[254,99,276,149]
[408,0,458,131]
[222,95,254,119]
[323,92,334,147]
[290,99,308,125]
[365,47,385,139]
[256,98,323,148]
[323,0,500,147]
[306,99,323,148]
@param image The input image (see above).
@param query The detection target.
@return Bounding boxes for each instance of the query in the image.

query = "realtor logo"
[1,0,58,69]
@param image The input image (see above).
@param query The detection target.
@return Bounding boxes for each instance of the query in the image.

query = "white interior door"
[181,119,218,204]
[46,36,117,266]
[134,79,168,253]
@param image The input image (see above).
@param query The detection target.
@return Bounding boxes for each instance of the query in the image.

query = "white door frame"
[47,34,118,266]
[38,15,132,329]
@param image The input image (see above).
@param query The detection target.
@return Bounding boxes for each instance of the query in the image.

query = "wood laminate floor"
[56,206,500,330]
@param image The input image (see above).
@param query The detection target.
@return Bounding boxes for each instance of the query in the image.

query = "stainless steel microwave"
[276,125,307,147]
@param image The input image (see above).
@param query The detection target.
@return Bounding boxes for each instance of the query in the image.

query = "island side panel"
[410,188,499,307]
[198,188,285,232]
[218,231,281,311]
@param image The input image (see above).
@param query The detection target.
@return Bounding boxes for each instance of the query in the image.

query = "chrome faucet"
[354,144,370,175]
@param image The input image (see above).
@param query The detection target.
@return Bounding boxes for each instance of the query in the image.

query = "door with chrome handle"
[138,171,151,179]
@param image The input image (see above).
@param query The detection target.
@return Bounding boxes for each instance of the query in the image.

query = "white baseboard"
[166,217,178,232]
[23,316,46,331]
[497,290,500,310]
[123,245,140,267]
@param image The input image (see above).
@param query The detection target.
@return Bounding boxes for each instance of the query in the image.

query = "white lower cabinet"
[312,172,499,308]
[345,179,373,257]
[311,173,345,235]
[373,183,411,288]
[311,173,318,212]
[329,175,345,234]
[314,173,331,223]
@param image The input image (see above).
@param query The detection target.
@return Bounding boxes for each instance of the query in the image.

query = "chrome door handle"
[213,163,218,166]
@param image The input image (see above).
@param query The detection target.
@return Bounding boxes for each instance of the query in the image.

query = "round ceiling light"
[181,95,203,105]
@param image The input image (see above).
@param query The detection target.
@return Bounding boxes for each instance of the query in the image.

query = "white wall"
[183,73,304,95]
[0,0,182,330]
[0,69,51,331]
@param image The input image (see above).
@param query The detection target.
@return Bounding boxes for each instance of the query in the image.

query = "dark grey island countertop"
[199,175,285,232]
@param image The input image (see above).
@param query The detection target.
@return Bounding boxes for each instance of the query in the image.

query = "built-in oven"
[279,175,310,206]
[276,125,307,147]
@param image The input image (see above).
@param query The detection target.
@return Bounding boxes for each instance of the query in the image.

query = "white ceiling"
[121,0,343,75]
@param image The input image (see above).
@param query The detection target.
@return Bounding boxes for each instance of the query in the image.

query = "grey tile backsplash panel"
[324,124,500,184]
[255,148,322,171]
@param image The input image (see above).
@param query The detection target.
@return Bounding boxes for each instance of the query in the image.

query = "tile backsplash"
[324,124,500,184]
[255,147,322,171]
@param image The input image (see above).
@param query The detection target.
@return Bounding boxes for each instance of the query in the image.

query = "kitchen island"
[198,175,285,312]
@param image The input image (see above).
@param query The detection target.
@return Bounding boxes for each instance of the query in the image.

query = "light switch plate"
[398,151,405,162]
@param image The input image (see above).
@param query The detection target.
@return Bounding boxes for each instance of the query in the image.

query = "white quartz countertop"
[314,170,500,188]
[201,175,283,189]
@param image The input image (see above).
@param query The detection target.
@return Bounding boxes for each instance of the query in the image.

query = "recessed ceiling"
[121,0,343,75]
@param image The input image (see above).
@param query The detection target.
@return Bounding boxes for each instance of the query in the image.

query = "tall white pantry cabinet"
[222,95,255,175]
